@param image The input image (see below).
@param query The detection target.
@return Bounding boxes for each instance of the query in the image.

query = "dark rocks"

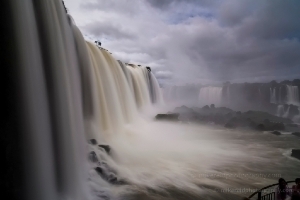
[160,105,294,132]
[292,132,300,137]
[95,167,103,174]
[285,124,300,132]
[90,144,123,185]
[225,122,236,129]
[287,124,299,128]
[174,105,194,114]
[89,151,98,162]
[107,173,118,183]
[99,145,111,154]
[292,79,300,85]
[202,105,210,110]
[291,149,300,160]
[242,111,291,124]
[271,123,285,131]
[289,104,300,118]
[256,124,265,131]
[89,139,97,145]
[94,166,128,185]
[155,113,179,121]
[271,131,281,135]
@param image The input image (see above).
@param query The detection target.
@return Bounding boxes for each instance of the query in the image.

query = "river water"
[88,119,300,200]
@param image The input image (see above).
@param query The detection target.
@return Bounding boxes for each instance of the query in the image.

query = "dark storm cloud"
[150,0,300,83]
[145,0,216,9]
[235,1,300,40]
[65,0,300,84]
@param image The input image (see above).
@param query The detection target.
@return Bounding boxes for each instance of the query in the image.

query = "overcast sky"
[64,0,300,85]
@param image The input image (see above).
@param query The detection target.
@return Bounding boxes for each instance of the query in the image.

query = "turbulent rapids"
[2,1,300,200]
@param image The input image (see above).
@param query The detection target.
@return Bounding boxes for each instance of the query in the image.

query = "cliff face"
[221,80,300,118]
[164,79,300,120]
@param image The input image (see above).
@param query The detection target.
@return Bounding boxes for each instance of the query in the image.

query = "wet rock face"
[94,164,127,185]
[224,122,236,129]
[155,113,179,121]
[89,151,98,163]
[98,145,111,154]
[271,131,281,135]
[89,139,97,145]
[256,124,265,131]
[89,139,128,185]
[292,132,300,137]
[291,149,300,160]
[289,104,299,118]
[167,105,292,131]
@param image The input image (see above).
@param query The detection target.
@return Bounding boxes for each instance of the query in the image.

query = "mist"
[2,1,300,200]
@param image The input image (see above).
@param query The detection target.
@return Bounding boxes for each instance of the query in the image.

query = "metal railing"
[261,192,275,200]
[248,181,294,200]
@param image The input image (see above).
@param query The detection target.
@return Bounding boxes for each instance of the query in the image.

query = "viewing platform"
[248,180,295,200]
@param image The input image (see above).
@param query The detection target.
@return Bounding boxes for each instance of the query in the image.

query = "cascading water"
[283,106,290,118]
[5,1,89,199]
[3,1,163,199]
[270,88,276,103]
[149,71,164,104]
[293,108,300,123]
[3,1,300,200]
[279,86,282,104]
[126,64,152,108]
[199,86,223,106]
[286,85,300,106]
[276,105,284,117]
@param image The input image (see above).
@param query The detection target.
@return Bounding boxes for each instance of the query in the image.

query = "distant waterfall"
[283,106,290,118]
[276,105,284,117]
[279,87,282,104]
[293,108,300,123]
[286,85,299,105]
[199,86,223,106]
[270,88,276,103]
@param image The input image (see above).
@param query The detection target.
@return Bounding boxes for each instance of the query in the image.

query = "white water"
[270,88,276,104]
[286,85,300,106]
[294,108,300,123]
[8,1,300,200]
[199,86,223,107]
[279,86,282,104]
[283,106,290,118]
[276,105,284,117]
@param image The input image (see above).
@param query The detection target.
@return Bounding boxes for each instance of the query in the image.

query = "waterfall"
[279,86,282,104]
[149,71,164,104]
[86,42,138,137]
[283,106,290,118]
[293,108,300,123]
[6,0,89,199]
[227,85,230,103]
[286,85,300,105]
[199,86,223,106]
[4,1,163,199]
[270,88,276,103]
[276,105,284,117]
[126,64,151,108]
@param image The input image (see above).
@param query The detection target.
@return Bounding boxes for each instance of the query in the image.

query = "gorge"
[1,1,300,200]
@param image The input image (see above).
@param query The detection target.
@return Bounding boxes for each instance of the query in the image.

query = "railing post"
[257,191,262,200]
